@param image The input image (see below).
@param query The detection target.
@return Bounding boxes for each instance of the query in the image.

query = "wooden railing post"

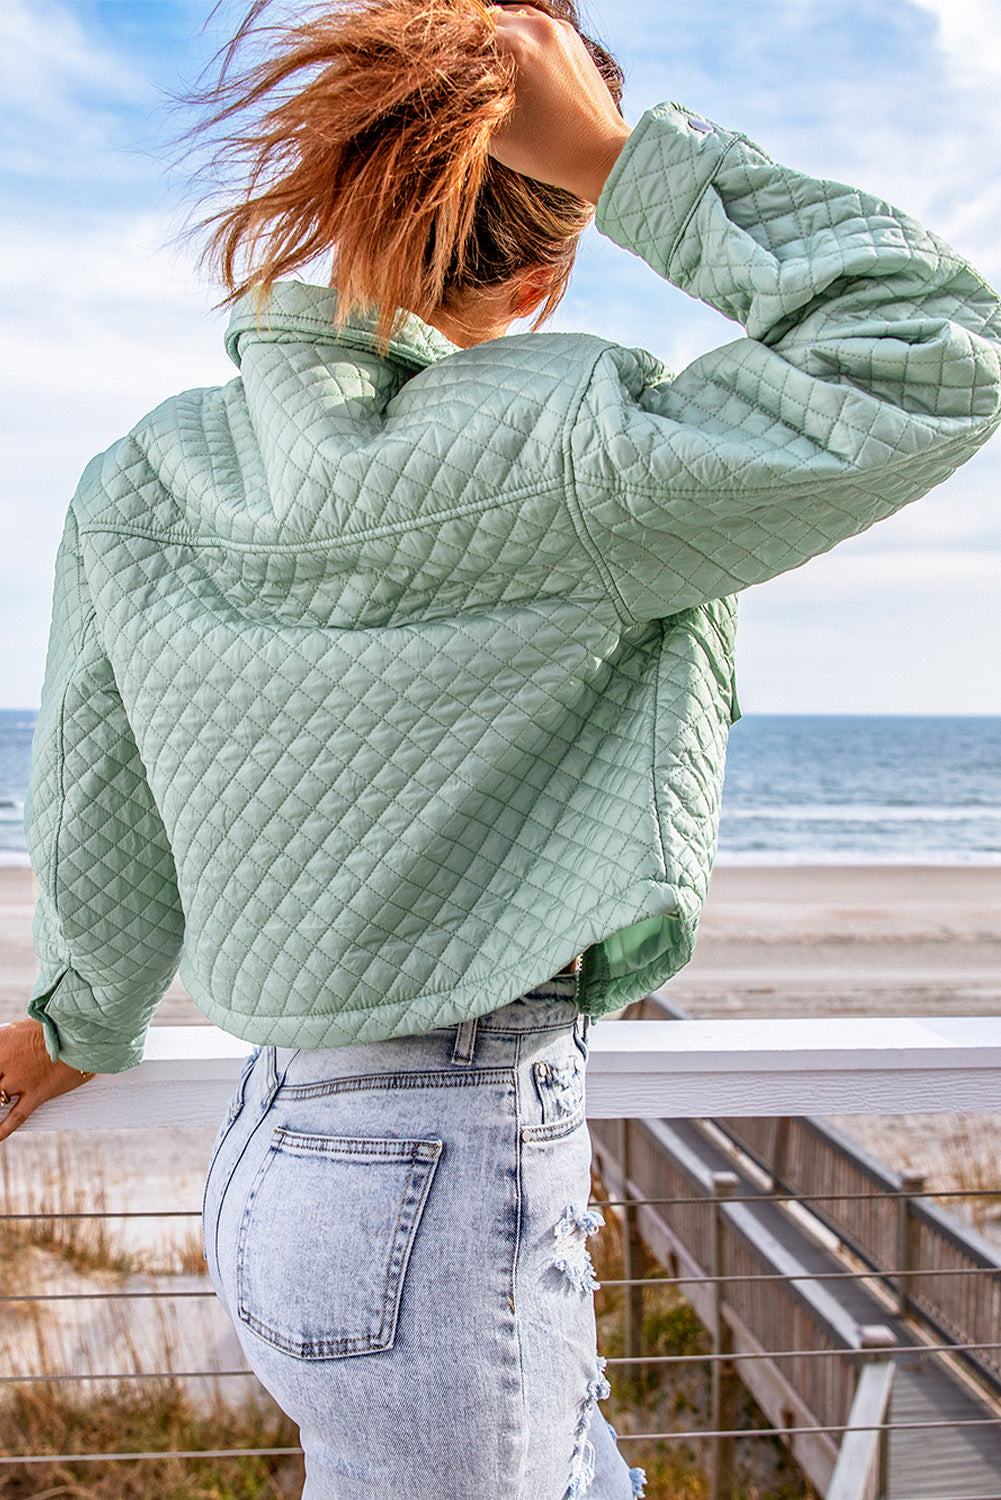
[827,1325,896,1500]
[770,1117,791,1193]
[865,1328,894,1500]
[710,1171,739,1500]
[895,1171,926,1317]
[620,1119,646,1366]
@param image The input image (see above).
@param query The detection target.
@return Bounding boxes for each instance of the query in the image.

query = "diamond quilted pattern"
[25,101,1001,1070]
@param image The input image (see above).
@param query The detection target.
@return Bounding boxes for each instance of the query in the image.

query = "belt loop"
[450,1017,478,1067]
[264,1045,281,1101]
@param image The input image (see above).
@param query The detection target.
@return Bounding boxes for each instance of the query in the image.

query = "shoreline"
[6,852,1001,870]
[3,862,1000,1025]
[3,863,1001,1253]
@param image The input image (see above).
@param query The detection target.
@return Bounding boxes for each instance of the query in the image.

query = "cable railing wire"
[3,1259,996,1304]
[0,1289,217,1302]
[611,1416,1001,1442]
[4,1417,1001,1467]
[2,1181,997,1221]
[598,1265,1001,1288]
[0,1447,303,1466]
[7,1338,1000,1387]
[0,1209,201,1220]
[0,1368,258,1384]
[591,1188,1001,1208]
[603,1340,1001,1365]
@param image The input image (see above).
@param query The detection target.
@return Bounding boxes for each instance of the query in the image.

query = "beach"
[4,862,1000,1029]
[2,861,1000,1241]
[667,863,1001,1017]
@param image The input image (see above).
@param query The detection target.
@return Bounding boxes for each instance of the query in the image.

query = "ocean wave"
[715,849,1001,867]
[0,852,32,868]
[721,804,1001,824]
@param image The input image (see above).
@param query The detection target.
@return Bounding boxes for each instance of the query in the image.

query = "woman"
[1,1,999,1496]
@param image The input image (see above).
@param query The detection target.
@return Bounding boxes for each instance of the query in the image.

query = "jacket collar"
[225,281,461,373]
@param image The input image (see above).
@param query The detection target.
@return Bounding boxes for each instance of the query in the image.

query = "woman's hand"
[487,4,631,204]
[0,1018,95,1142]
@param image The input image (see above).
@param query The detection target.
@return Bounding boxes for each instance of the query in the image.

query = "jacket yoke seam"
[79,479,569,553]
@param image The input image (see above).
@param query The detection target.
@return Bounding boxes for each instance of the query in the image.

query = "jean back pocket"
[236,1129,442,1360]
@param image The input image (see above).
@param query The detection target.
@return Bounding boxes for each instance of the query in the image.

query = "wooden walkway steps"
[591,1105,1001,1499]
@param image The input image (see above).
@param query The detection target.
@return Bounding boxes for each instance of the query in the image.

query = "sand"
[2,860,1000,1398]
[5,862,1000,1029]
[2,862,1000,1240]
[664,863,1001,1018]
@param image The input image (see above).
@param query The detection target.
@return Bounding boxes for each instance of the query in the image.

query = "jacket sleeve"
[24,501,185,1074]
[566,102,1001,623]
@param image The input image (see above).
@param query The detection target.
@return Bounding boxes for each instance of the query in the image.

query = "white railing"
[7,1010,1001,1500]
[21,1013,1001,1130]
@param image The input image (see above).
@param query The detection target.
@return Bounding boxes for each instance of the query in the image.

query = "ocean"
[1,710,999,867]
[717,715,1001,865]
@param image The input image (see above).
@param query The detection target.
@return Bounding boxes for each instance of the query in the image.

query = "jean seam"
[513,1027,528,1500]
[520,1104,587,1143]
[207,1052,282,1294]
[278,1067,514,1100]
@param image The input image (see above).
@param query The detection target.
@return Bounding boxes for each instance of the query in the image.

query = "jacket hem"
[181,877,702,1050]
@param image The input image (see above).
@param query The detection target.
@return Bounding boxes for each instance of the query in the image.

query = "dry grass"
[0,1382,304,1499]
[0,1138,206,1279]
[0,1141,813,1500]
[939,1126,1001,1235]
[0,1140,137,1279]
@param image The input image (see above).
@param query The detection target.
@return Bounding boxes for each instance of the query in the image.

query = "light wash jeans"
[202,987,646,1500]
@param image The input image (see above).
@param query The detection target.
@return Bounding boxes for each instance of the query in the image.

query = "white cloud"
[908,0,1001,82]
[736,549,1001,715]
[0,0,142,109]
[3,0,1001,715]
[0,209,233,659]
[0,0,150,183]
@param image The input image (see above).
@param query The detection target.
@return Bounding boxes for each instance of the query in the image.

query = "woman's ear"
[510,267,557,319]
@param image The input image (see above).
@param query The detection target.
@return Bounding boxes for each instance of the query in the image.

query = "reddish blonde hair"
[189,0,624,343]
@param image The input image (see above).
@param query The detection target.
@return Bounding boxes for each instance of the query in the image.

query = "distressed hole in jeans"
[554,1204,605,1239]
[564,1356,612,1499]
[552,1202,604,1294]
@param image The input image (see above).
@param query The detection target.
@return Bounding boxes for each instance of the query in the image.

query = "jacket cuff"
[28,970,145,1074]
[595,101,741,280]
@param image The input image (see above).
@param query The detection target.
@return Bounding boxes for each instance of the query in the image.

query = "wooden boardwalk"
[669,1117,1001,1499]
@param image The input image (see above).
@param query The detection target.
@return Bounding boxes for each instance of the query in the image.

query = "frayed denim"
[202,989,645,1499]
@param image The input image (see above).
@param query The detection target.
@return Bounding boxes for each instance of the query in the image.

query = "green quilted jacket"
[26,102,1001,1072]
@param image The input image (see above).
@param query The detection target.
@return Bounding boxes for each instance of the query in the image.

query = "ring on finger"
[0,1089,10,1107]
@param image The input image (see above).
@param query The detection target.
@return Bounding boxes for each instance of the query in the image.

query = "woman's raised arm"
[490,8,1001,625]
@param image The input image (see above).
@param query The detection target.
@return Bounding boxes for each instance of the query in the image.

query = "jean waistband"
[467,978,579,1034]
[265,980,583,1090]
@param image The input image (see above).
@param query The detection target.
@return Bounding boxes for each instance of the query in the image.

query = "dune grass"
[0,1382,304,1499]
[0,1146,813,1499]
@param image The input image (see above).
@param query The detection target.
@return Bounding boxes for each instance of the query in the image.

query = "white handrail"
[16,1014,1001,1131]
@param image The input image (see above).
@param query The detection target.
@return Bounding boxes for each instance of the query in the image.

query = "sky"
[2,0,1000,714]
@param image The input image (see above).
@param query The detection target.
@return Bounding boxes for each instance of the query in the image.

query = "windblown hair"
[188,0,624,344]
